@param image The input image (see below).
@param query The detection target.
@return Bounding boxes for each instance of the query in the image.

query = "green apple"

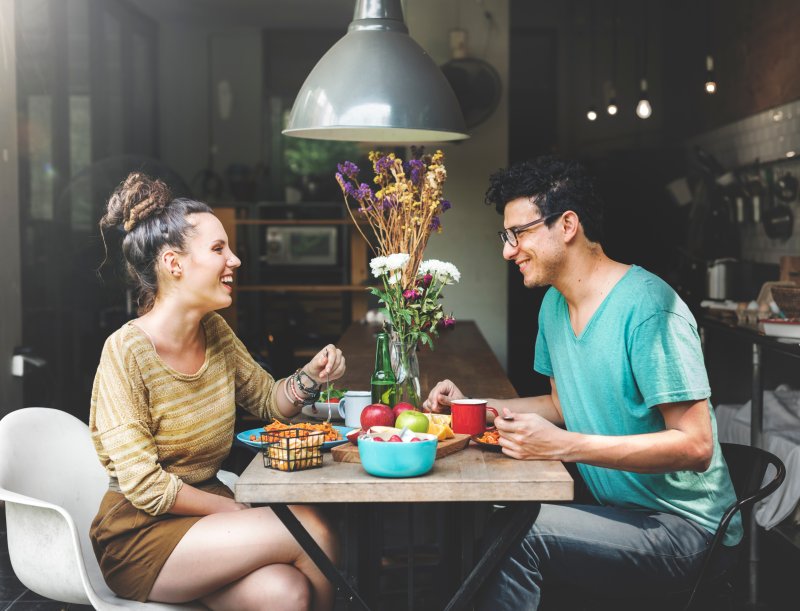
[395,409,430,434]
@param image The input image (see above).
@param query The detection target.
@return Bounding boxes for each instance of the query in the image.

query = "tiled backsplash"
[688,98,800,265]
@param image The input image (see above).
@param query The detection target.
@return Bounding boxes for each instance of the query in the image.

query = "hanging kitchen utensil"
[440,30,502,129]
[693,146,725,177]
[764,170,794,240]
[775,171,799,202]
[742,170,766,224]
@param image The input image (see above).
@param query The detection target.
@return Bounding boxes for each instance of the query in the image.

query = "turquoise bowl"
[358,435,437,478]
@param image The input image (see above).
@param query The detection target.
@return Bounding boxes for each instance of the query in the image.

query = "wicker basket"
[261,428,324,471]
[771,286,800,319]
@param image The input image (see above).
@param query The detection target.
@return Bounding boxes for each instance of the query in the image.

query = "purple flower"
[406,159,425,185]
[441,199,452,211]
[403,289,421,301]
[429,216,441,231]
[438,316,456,330]
[344,182,358,197]
[355,183,373,200]
[374,155,394,174]
[337,161,359,179]
[416,273,432,288]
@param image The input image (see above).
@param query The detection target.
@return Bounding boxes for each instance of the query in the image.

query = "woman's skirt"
[89,478,234,602]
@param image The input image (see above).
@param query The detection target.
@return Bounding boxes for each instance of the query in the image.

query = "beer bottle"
[371,332,396,406]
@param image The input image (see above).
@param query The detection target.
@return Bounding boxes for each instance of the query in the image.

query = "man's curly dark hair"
[484,156,604,244]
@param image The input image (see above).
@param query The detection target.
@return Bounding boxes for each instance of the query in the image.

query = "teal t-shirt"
[534,265,742,546]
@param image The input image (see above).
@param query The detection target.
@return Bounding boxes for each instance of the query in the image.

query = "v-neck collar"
[564,266,635,341]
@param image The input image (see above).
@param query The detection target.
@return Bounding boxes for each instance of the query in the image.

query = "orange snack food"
[475,430,500,445]
[261,420,341,442]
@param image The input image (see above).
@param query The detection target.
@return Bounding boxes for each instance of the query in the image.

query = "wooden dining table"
[234,321,573,610]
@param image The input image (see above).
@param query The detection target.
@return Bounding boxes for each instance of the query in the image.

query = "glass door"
[16,0,157,417]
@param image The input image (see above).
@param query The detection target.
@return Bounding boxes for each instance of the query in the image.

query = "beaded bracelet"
[288,376,305,405]
[282,377,302,408]
[295,369,321,394]
[289,372,319,406]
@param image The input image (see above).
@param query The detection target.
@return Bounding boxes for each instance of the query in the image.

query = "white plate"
[301,402,344,421]
[762,320,800,339]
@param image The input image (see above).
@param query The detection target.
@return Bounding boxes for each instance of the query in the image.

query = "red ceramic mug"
[451,399,499,436]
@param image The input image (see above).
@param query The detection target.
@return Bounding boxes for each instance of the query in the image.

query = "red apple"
[360,403,395,430]
[346,429,362,446]
[388,435,403,442]
[392,401,418,420]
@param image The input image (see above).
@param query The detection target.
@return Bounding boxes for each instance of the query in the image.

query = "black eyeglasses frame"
[498,213,559,246]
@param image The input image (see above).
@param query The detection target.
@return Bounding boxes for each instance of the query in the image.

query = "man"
[423,157,741,609]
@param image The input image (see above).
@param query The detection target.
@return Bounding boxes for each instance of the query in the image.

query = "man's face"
[501,197,562,288]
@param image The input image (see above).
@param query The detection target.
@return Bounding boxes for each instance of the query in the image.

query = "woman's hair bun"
[101,172,173,232]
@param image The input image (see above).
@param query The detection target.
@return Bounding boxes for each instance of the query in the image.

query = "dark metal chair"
[541,443,786,611]
[682,442,786,610]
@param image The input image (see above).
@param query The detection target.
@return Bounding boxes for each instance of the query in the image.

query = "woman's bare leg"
[202,564,311,611]
[148,505,338,611]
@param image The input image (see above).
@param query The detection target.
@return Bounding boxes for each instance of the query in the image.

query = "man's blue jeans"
[475,503,738,610]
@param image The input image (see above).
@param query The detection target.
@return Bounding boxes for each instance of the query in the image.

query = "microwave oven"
[263,226,338,266]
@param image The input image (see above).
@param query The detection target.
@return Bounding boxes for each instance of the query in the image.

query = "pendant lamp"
[282,0,469,143]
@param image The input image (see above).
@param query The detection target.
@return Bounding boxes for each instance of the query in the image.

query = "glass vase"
[390,338,421,408]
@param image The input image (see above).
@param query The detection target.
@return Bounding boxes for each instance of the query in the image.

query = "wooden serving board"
[331,433,470,463]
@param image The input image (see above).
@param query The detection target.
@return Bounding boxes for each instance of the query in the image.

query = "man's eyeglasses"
[498,214,556,247]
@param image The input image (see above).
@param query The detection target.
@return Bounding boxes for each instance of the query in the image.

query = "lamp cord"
[611,0,618,87]
[641,3,648,80]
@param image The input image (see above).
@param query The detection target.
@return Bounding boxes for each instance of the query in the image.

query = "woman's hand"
[303,344,346,385]
[421,379,465,413]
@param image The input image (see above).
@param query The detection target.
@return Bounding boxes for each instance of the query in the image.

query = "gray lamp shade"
[283,0,468,143]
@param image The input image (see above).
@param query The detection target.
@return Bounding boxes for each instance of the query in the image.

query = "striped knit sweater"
[89,312,284,515]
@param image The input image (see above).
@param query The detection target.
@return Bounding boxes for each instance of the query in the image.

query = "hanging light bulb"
[635,5,651,119]
[607,97,618,116]
[587,106,598,121]
[636,79,651,119]
[704,55,717,94]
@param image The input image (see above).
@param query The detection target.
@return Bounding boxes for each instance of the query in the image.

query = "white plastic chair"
[0,407,219,610]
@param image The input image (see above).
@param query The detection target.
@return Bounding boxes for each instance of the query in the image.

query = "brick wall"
[663,0,800,140]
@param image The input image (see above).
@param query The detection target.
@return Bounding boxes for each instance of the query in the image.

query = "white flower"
[385,253,410,272]
[371,254,409,279]
[440,261,461,284]
[369,256,390,278]
[419,259,461,284]
[419,259,444,276]
[387,271,402,285]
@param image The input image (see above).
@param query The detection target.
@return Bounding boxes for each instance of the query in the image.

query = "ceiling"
[128,0,356,28]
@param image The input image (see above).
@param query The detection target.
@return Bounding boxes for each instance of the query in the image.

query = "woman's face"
[173,212,241,311]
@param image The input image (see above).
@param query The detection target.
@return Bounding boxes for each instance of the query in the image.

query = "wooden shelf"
[216,205,372,342]
[234,219,365,226]
[236,284,374,293]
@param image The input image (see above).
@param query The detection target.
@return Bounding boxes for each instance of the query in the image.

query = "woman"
[89,172,345,610]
